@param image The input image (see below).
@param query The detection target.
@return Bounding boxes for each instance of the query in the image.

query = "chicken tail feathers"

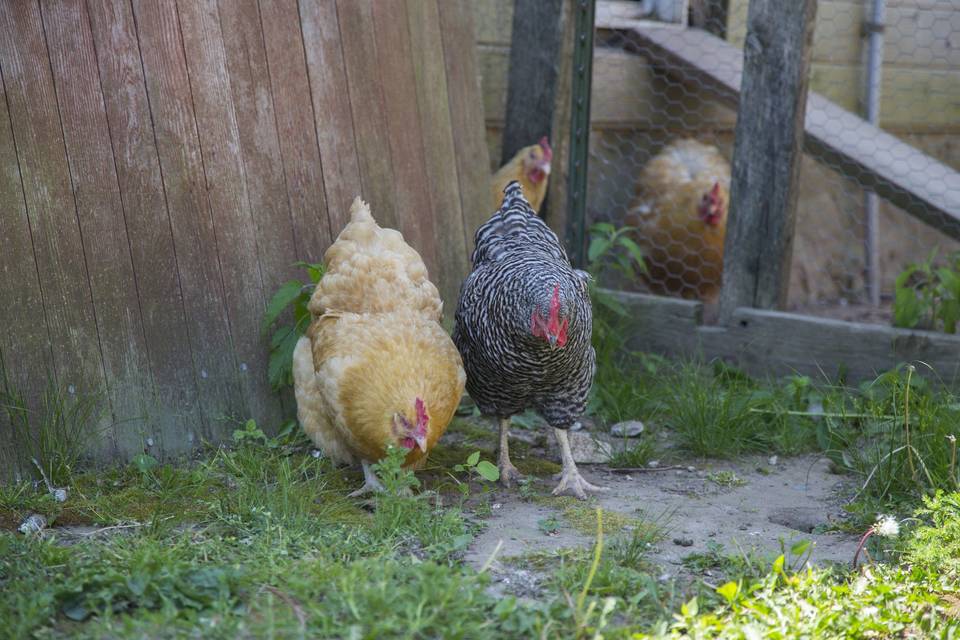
[471,181,568,266]
[349,196,374,223]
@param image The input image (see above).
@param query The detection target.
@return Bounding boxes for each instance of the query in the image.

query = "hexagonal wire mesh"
[586,0,960,326]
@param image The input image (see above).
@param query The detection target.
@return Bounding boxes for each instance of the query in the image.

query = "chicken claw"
[348,460,385,497]
[552,428,608,500]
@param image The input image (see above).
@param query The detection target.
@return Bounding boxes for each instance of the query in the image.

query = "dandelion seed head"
[874,515,899,538]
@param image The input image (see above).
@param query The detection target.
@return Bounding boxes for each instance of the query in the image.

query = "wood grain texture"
[405,0,471,311]
[132,0,241,438]
[370,0,438,279]
[218,0,299,293]
[41,0,154,456]
[0,2,106,399]
[86,0,204,454]
[439,0,493,245]
[499,0,565,166]
[335,0,399,231]
[177,0,281,427]
[298,0,361,230]
[0,42,52,478]
[259,0,332,262]
[614,290,960,385]
[719,0,817,318]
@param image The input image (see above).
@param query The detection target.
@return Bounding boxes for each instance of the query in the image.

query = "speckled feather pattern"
[454,182,595,429]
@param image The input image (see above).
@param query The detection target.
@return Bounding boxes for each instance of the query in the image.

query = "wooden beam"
[719,0,818,320]
[500,0,565,167]
[612,290,960,386]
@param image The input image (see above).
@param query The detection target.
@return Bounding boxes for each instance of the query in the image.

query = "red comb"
[710,182,721,197]
[415,397,428,427]
[539,136,552,162]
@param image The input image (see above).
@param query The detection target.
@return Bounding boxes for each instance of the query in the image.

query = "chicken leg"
[348,459,385,497]
[552,428,608,499]
[497,417,523,487]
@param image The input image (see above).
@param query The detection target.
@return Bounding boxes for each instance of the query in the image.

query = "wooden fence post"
[500,0,573,229]
[718,0,818,323]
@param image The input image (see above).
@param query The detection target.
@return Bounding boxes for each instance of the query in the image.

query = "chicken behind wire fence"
[584,2,960,324]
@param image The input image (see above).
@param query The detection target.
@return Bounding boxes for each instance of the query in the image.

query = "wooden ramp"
[0,0,490,467]
[596,5,960,241]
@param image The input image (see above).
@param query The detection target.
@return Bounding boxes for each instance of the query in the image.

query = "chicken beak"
[414,434,428,453]
[548,334,558,349]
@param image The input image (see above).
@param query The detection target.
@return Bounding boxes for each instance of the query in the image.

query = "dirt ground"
[465,451,859,594]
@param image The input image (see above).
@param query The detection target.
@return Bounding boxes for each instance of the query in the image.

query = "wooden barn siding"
[0,0,489,467]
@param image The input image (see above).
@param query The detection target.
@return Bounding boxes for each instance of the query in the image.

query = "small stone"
[569,421,584,432]
[146,437,154,447]
[52,488,68,503]
[673,537,694,547]
[768,455,779,466]
[311,449,322,458]
[686,466,696,472]
[610,420,645,438]
[18,513,46,535]
[492,503,502,510]
[549,430,613,464]
[648,460,660,468]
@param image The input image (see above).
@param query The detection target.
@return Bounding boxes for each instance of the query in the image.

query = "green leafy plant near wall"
[261,262,325,391]
[893,250,960,333]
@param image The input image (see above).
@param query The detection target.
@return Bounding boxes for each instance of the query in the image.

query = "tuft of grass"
[707,470,747,488]
[1,369,105,486]
[609,436,657,468]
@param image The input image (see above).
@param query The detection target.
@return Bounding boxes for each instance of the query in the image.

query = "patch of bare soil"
[466,453,859,592]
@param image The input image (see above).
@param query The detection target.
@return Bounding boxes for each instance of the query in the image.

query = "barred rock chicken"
[292,197,465,496]
[625,138,731,304]
[491,137,552,214]
[454,182,603,500]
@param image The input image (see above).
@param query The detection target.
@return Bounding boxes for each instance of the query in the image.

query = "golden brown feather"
[491,137,552,214]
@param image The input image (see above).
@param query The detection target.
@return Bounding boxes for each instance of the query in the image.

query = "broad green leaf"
[268,328,301,390]
[616,235,646,269]
[590,222,616,235]
[262,280,305,334]
[588,236,612,263]
[476,460,500,482]
[790,539,812,557]
[772,554,785,575]
[716,581,739,603]
[466,451,480,467]
[131,453,158,473]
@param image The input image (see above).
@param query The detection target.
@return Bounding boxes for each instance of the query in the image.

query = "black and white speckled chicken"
[453,182,604,499]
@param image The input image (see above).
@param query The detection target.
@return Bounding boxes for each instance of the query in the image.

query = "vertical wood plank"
[217,1,299,292]
[0,2,106,402]
[438,0,492,245]
[370,0,438,280]
[177,0,282,427]
[0,57,52,477]
[259,0,332,262]
[131,0,242,437]
[405,0,470,311]
[548,0,576,244]
[86,0,204,455]
[298,0,361,232]
[719,0,818,320]
[335,0,399,231]
[499,0,564,166]
[42,0,156,457]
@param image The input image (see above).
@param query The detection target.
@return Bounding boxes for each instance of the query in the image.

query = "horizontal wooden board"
[478,45,736,129]
[613,290,960,384]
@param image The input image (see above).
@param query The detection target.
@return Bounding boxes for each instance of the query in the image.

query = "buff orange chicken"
[292,197,465,495]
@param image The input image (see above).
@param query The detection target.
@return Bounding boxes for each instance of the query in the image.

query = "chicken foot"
[551,428,608,499]
[497,417,524,487]
[348,459,385,497]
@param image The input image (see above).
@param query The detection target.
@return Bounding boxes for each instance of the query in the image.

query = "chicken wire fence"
[584,0,960,326]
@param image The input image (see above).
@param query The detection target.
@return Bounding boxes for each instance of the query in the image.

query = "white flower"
[874,515,900,538]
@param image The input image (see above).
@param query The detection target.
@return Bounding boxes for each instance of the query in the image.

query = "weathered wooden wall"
[472,0,960,310]
[0,0,489,466]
